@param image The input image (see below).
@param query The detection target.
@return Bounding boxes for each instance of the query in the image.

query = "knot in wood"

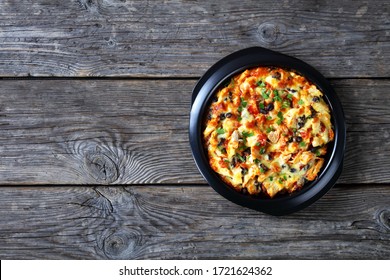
[103,229,142,259]
[85,150,119,183]
[378,209,390,232]
[257,22,284,45]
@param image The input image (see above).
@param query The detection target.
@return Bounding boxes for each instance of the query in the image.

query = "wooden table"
[0,0,389,259]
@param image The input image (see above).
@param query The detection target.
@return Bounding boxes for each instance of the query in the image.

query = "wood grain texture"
[0,185,388,259]
[0,0,388,77]
[0,79,389,185]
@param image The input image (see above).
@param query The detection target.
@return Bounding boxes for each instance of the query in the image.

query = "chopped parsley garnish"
[255,142,261,146]
[261,88,270,99]
[269,176,273,181]
[266,115,272,120]
[278,178,283,184]
[254,158,260,164]
[237,106,243,113]
[282,99,291,109]
[266,126,274,133]
[237,116,242,121]
[260,147,266,154]
[299,141,306,147]
[240,97,248,107]
[216,128,225,135]
[287,93,293,100]
[257,80,266,87]
[315,150,321,156]
[298,99,305,105]
[273,90,282,102]
[236,154,245,162]
[277,111,284,125]
[260,167,265,173]
[242,131,254,138]
[241,131,254,145]
[259,102,265,109]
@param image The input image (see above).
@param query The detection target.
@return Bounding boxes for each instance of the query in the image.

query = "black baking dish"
[189,47,346,215]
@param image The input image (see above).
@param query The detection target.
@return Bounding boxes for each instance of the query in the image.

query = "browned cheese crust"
[203,67,334,198]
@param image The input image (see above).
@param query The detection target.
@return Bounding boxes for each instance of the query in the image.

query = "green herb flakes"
[216,128,225,135]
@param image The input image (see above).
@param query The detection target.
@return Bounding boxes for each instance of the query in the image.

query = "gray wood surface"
[0,0,388,78]
[0,185,388,259]
[0,0,389,260]
[0,79,389,185]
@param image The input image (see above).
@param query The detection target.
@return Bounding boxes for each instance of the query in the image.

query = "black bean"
[310,146,319,153]
[241,168,248,175]
[310,106,317,118]
[260,163,269,172]
[219,113,226,120]
[265,103,274,111]
[225,112,232,118]
[254,181,261,191]
[290,168,297,173]
[312,96,320,102]
[297,116,306,128]
[272,71,281,80]
[229,91,233,101]
[207,114,212,120]
[218,138,225,146]
[231,157,237,167]
[260,109,268,114]
[294,136,303,142]
[243,147,251,156]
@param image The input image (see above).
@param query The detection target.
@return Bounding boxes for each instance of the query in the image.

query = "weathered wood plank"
[0,0,388,77]
[0,79,389,185]
[0,185,388,259]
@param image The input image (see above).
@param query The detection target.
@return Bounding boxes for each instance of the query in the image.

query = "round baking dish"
[189,47,346,215]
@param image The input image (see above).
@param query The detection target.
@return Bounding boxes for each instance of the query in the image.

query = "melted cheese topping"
[203,67,334,198]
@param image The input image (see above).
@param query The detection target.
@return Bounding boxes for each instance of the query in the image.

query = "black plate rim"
[189,47,346,215]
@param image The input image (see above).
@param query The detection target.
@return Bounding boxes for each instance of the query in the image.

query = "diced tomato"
[213,103,226,113]
[219,159,229,168]
[278,81,287,88]
[256,114,266,124]
[246,120,256,129]
[248,104,259,115]
[257,133,267,146]
[292,97,299,107]
[300,128,312,139]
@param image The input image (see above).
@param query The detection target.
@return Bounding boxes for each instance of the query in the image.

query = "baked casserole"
[203,67,334,198]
